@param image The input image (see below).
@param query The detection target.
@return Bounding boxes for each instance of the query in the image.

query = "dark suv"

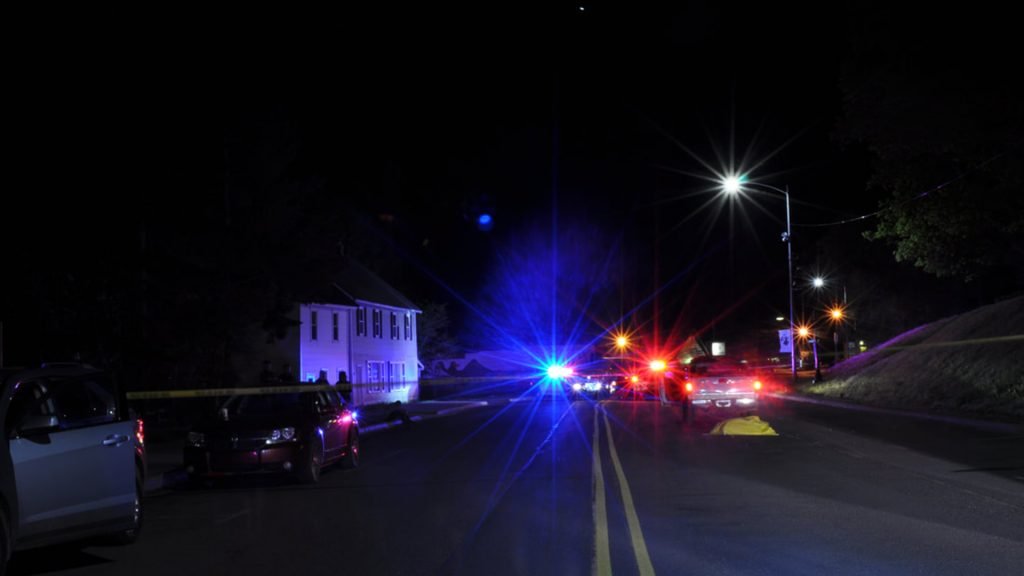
[1,364,145,572]
[184,388,359,484]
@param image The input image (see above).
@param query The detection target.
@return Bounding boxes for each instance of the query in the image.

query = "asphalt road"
[9,394,1024,576]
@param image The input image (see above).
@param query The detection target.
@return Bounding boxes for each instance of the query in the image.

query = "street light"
[795,325,822,382]
[615,335,629,350]
[722,176,797,382]
[828,305,846,362]
[812,277,825,288]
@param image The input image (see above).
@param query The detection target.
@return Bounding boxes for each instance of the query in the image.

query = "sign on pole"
[778,329,793,354]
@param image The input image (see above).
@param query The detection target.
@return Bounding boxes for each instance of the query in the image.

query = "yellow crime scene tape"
[125,375,538,400]
[126,384,338,400]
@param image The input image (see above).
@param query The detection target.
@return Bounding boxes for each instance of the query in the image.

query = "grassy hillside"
[804,295,1024,421]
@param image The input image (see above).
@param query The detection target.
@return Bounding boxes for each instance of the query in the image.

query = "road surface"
[9,393,1024,575]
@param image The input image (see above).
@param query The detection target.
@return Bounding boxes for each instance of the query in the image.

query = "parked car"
[184,388,359,484]
[2,363,146,573]
[682,356,761,419]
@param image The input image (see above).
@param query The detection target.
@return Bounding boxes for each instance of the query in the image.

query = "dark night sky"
[6,3,1017,361]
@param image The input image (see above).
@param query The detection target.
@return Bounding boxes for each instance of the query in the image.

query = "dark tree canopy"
[834,6,1024,284]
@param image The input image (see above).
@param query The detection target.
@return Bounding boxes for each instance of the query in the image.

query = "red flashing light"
[753,380,762,390]
[684,382,693,393]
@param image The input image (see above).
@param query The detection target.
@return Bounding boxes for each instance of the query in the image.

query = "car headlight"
[266,427,297,444]
[187,431,205,447]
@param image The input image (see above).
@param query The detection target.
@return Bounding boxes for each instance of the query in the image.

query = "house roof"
[311,257,420,312]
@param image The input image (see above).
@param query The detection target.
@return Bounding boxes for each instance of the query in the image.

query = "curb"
[360,401,489,433]
[767,392,1024,434]
[145,467,188,494]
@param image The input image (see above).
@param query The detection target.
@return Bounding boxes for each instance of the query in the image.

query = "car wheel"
[341,430,360,469]
[111,475,143,545]
[297,440,323,484]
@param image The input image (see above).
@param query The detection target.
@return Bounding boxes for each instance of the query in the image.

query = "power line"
[793,142,1022,228]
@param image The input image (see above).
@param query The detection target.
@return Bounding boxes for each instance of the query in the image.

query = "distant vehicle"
[683,356,761,418]
[567,375,613,400]
[2,364,145,572]
[610,375,658,401]
[184,389,359,484]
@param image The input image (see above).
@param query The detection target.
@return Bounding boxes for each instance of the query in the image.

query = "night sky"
[5,3,1019,365]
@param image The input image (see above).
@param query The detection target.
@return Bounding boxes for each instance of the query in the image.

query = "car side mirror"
[18,414,59,436]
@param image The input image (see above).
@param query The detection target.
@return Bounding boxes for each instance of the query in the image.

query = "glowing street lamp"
[795,325,822,380]
[812,277,825,288]
[828,305,846,362]
[723,175,797,382]
[722,176,743,194]
[615,335,629,350]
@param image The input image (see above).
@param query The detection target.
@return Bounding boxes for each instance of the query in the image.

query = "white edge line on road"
[603,409,656,576]
[767,393,1023,434]
[593,404,612,576]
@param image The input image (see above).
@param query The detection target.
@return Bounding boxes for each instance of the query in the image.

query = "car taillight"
[753,380,762,390]
[684,382,693,392]
[135,418,145,446]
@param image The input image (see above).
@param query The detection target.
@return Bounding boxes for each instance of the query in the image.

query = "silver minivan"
[1,364,144,571]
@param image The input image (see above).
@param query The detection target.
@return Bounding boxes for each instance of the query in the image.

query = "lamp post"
[723,177,797,382]
[829,306,845,363]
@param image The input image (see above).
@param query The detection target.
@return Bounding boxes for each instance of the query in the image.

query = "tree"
[834,6,1024,285]
[416,301,458,363]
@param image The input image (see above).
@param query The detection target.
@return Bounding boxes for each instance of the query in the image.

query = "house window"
[356,308,367,336]
[404,313,412,341]
[372,309,383,338]
[390,312,399,340]
[367,361,385,392]
[388,362,406,389]
[332,312,339,341]
[310,310,318,341]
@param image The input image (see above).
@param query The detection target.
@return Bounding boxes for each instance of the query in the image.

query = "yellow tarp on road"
[709,415,779,436]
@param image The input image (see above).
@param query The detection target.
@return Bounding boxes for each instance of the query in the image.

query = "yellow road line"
[604,409,656,576]
[592,404,612,576]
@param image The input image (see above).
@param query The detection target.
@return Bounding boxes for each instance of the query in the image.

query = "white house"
[249,258,421,406]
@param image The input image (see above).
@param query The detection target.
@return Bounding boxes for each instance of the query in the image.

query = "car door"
[7,375,135,542]
[314,391,344,460]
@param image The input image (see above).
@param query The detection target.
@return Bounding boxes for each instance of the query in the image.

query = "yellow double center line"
[592,404,656,576]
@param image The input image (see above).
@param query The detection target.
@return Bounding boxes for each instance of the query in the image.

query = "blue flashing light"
[478,213,492,225]
[546,364,573,379]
